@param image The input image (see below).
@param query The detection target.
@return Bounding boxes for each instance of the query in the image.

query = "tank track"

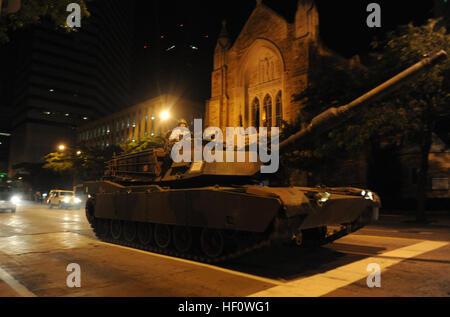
[86,205,276,264]
[87,217,276,264]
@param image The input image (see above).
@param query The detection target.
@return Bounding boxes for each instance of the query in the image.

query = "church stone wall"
[207,0,321,131]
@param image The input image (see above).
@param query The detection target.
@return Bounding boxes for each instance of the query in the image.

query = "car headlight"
[74,197,81,204]
[11,195,21,204]
[63,197,71,204]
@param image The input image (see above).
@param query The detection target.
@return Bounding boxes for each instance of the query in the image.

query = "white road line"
[94,240,284,286]
[248,241,448,297]
[361,228,399,233]
[0,266,37,297]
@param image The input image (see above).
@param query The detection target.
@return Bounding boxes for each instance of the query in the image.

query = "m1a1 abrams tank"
[83,50,446,263]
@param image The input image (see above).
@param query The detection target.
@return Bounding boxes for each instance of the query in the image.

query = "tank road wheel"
[96,219,110,238]
[173,226,193,253]
[85,202,95,225]
[201,229,224,259]
[110,220,123,240]
[137,223,154,246]
[123,221,137,243]
[154,224,171,249]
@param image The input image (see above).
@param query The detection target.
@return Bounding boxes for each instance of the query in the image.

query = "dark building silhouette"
[0,0,133,177]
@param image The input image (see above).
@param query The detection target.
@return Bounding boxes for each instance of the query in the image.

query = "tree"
[120,136,165,154]
[43,136,166,183]
[369,20,449,222]
[288,20,449,222]
[0,0,90,43]
[282,49,372,185]
[43,145,118,183]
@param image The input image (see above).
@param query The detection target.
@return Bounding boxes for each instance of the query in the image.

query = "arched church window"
[244,103,249,127]
[263,94,273,128]
[276,91,283,128]
[252,98,260,127]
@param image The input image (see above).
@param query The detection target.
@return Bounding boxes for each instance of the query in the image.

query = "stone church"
[206,0,324,130]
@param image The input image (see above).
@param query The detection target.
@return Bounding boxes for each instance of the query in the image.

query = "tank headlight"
[361,190,374,201]
[63,197,71,204]
[11,195,21,204]
[316,192,331,205]
[74,197,81,204]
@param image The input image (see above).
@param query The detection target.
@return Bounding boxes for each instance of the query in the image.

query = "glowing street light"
[160,110,170,121]
[76,150,82,156]
[58,144,66,151]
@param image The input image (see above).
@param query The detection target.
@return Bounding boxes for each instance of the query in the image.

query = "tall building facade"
[2,0,133,175]
[206,0,321,130]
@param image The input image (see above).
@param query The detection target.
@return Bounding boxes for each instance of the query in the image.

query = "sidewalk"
[377,210,450,229]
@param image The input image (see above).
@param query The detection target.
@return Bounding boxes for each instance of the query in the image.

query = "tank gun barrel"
[279,50,447,151]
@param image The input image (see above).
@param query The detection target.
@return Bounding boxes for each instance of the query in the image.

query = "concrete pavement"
[0,203,448,297]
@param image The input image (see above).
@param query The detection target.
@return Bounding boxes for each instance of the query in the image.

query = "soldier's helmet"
[177,119,188,128]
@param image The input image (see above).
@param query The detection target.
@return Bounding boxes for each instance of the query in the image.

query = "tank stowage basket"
[106,149,166,178]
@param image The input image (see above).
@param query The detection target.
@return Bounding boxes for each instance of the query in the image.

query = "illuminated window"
[263,94,273,128]
[251,98,260,127]
[244,102,249,127]
[275,91,283,128]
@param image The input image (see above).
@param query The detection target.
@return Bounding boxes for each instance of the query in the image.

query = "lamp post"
[56,144,83,187]
[160,110,170,122]
[57,144,82,155]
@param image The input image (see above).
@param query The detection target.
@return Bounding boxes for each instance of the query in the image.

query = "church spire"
[217,20,230,49]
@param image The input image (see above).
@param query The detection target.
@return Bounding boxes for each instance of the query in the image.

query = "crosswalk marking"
[248,241,448,297]
[0,266,37,297]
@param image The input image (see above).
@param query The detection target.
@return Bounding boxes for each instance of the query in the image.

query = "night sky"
[131,0,437,105]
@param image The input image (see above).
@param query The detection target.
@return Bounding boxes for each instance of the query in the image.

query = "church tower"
[295,0,320,41]
[205,0,324,130]
[207,20,231,128]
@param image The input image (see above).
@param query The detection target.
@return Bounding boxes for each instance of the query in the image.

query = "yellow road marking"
[0,266,36,297]
[248,241,448,297]
[94,240,284,286]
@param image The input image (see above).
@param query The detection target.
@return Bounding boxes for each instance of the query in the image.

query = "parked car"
[47,190,82,210]
[0,187,20,213]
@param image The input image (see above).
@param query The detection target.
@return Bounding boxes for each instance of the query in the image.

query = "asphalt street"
[0,203,449,297]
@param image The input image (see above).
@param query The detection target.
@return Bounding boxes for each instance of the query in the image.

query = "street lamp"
[58,145,82,156]
[160,110,170,121]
